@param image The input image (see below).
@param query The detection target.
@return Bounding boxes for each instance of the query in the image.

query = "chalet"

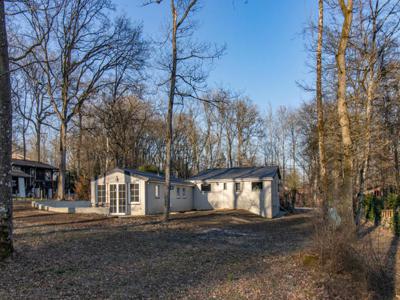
[12,159,58,198]
[90,166,280,218]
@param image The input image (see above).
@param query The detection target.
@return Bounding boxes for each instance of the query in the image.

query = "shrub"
[385,193,399,210]
[75,175,90,200]
[364,195,382,225]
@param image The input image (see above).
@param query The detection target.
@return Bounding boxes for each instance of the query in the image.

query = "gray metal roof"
[96,168,193,185]
[189,166,280,181]
[12,159,57,170]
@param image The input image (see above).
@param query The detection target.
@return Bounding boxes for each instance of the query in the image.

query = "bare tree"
[316,0,328,215]
[0,0,13,259]
[14,0,146,199]
[149,0,224,221]
[336,0,354,224]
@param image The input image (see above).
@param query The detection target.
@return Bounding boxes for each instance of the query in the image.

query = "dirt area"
[0,202,397,299]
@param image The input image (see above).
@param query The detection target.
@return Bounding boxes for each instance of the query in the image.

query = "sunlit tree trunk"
[164,0,178,221]
[316,0,328,216]
[336,0,354,225]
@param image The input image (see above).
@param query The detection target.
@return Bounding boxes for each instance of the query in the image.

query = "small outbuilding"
[91,168,194,216]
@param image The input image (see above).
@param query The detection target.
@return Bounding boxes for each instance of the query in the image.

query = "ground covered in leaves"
[0,201,397,299]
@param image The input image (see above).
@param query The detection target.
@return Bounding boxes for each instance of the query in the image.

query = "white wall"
[192,179,278,218]
[146,182,193,214]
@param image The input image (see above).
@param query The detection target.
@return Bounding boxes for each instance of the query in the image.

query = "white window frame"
[155,184,160,199]
[223,182,227,190]
[130,182,140,204]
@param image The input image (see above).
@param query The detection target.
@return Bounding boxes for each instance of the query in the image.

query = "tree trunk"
[36,122,41,162]
[356,12,378,225]
[77,111,83,176]
[0,0,13,259]
[57,121,67,200]
[316,0,328,216]
[164,1,178,222]
[336,0,354,225]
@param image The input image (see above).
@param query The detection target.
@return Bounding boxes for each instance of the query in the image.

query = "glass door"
[109,184,127,215]
[110,184,117,214]
[118,184,127,214]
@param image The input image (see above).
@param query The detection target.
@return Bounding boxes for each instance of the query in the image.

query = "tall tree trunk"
[77,111,82,177]
[164,0,177,222]
[57,121,67,200]
[356,12,378,225]
[336,0,354,225]
[22,125,26,160]
[36,123,41,162]
[0,0,13,259]
[316,0,328,216]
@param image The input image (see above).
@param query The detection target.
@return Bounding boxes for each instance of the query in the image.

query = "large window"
[252,182,263,191]
[97,185,106,205]
[235,182,241,192]
[201,184,211,192]
[130,183,140,203]
[182,187,186,198]
[177,187,181,198]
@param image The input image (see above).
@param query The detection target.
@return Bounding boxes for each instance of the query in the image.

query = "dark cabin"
[12,159,58,198]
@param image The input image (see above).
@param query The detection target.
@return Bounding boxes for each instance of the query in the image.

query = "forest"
[0,0,400,298]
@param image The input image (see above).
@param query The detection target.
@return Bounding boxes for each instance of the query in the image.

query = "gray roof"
[189,166,280,181]
[11,169,32,178]
[96,168,193,185]
[12,159,57,170]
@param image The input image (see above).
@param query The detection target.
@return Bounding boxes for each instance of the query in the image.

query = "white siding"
[192,178,279,218]
[146,182,194,214]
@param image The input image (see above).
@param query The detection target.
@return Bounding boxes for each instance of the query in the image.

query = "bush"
[138,164,162,175]
[385,193,399,210]
[75,175,90,200]
[364,195,383,225]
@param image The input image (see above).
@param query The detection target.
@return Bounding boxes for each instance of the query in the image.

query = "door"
[109,184,127,215]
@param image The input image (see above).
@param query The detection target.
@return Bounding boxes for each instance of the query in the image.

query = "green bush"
[364,194,382,225]
[385,193,400,209]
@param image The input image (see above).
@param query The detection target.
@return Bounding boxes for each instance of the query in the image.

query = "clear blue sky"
[114,0,317,110]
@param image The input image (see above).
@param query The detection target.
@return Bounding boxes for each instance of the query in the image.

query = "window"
[118,184,127,213]
[223,183,227,190]
[130,183,139,203]
[201,184,211,192]
[110,184,117,214]
[182,187,186,198]
[177,187,181,198]
[235,182,241,192]
[155,185,160,199]
[252,182,263,191]
[97,185,106,205]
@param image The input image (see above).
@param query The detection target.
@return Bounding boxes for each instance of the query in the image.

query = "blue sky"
[114,0,317,110]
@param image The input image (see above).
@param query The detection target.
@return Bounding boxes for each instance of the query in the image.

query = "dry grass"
[0,202,397,299]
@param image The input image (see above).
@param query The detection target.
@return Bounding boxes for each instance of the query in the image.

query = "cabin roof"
[189,166,280,182]
[12,159,58,170]
[94,168,193,185]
